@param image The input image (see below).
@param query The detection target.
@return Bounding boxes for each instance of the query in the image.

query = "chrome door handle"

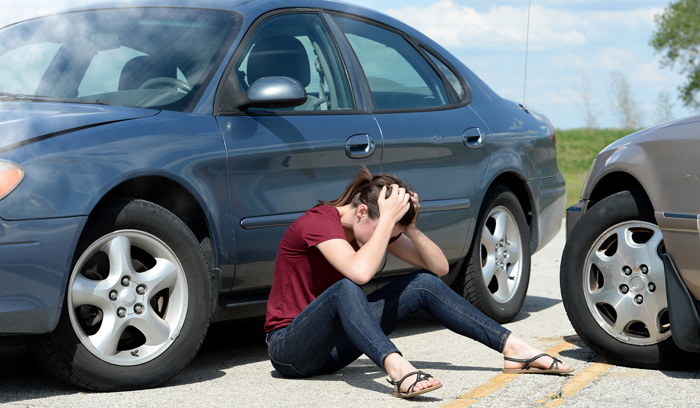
[463,127,484,149]
[345,134,376,158]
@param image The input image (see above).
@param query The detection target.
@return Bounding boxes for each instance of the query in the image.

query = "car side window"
[424,49,466,101]
[333,16,450,111]
[232,13,354,112]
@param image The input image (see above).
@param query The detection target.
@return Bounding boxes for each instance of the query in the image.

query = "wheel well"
[485,173,535,251]
[587,172,648,210]
[95,176,213,257]
[490,173,533,228]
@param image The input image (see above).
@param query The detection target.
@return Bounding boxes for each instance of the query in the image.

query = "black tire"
[459,185,531,323]
[560,190,684,369]
[31,199,214,391]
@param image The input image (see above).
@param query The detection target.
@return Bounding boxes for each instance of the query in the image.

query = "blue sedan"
[0,0,565,390]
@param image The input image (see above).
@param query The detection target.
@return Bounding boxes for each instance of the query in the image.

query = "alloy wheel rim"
[479,206,523,304]
[67,230,188,365]
[582,221,670,345]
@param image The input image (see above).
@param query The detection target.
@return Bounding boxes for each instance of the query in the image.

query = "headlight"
[0,161,24,200]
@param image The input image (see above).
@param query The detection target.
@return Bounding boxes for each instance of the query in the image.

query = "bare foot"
[384,353,441,395]
[502,334,572,372]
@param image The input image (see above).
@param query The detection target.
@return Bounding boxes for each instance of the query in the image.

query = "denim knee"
[410,270,445,290]
[334,278,365,298]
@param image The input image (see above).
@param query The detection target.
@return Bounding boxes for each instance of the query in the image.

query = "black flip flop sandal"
[387,370,443,398]
[503,353,574,375]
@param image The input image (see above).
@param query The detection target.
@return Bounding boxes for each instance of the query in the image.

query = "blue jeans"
[266,271,511,378]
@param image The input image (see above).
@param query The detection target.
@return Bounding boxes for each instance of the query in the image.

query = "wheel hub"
[629,276,645,293]
[121,290,137,306]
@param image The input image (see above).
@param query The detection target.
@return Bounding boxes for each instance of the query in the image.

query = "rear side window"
[424,49,466,101]
[333,16,450,111]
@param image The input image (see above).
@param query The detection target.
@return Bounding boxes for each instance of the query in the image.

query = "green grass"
[556,128,637,208]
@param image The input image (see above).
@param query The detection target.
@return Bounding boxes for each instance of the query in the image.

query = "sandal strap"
[504,353,562,370]
[387,370,434,394]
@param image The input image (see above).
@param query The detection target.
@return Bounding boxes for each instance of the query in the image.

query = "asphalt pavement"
[1,226,699,407]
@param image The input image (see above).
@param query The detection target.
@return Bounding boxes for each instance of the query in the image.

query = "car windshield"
[0,8,240,112]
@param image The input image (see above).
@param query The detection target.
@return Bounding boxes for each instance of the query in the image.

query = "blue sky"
[1,0,693,129]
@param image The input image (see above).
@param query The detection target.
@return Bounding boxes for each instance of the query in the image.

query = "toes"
[415,379,436,391]
[400,375,440,393]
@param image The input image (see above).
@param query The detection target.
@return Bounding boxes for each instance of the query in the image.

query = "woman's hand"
[378,184,411,224]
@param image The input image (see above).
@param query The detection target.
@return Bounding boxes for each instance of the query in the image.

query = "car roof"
[26,0,417,48]
[55,0,372,14]
[24,0,401,34]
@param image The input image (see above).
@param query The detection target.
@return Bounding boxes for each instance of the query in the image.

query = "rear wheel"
[560,190,685,368]
[31,199,214,390]
[459,185,531,323]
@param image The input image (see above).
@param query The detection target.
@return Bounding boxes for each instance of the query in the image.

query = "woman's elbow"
[351,276,371,286]
[433,265,449,277]
[430,260,449,277]
[342,267,375,286]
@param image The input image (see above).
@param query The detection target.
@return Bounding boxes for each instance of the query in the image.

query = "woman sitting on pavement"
[264,167,573,399]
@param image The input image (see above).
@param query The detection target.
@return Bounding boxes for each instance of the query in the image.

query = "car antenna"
[522,0,532,109]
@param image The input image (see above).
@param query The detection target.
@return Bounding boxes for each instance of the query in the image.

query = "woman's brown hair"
[320,167,418,227]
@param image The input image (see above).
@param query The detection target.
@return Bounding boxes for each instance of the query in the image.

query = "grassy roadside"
[556,128,637,208]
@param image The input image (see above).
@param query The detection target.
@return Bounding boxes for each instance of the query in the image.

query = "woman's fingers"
[380,184,409,221]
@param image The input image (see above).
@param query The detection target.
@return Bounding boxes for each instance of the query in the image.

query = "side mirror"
[238,76,307,110]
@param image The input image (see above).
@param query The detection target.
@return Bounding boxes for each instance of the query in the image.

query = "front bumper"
[0,216,85,335]
[565,199,588,237]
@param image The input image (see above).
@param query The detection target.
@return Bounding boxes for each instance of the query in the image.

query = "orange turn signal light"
[0,161,24,201]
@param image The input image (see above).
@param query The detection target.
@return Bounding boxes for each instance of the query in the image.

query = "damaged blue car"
[0,0,565,390]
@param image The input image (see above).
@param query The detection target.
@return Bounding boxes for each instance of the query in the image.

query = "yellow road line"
[536,361,612,407]
[441,340,578,408]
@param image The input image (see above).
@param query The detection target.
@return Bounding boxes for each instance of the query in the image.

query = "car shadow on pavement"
[265,356,499,402]
[0,295,570,403]
[509,295,562,323]
[170,317,270,383]
[189,311,502,396]
[0,345,75,403]
[0,318,271,402]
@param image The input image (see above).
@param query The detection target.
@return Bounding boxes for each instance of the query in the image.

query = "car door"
[215,12,382,294]
[332,16,491,276]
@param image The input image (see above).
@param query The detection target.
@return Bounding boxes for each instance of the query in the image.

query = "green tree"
[650,0,700,109]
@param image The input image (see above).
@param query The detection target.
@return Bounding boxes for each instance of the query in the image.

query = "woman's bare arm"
[316,185,410,285]
[387,193,449,276]
[387,226,449,276]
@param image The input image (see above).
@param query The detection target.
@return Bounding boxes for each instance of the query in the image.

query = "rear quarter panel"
[469,98,565,253]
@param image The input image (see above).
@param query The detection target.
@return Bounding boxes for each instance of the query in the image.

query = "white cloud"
[595,47,639,71]
[384,2,665,54]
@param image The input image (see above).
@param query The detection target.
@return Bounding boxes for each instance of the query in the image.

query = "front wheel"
[560,190,684,368]
[31,199,214,390]
[459,185,531,323]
